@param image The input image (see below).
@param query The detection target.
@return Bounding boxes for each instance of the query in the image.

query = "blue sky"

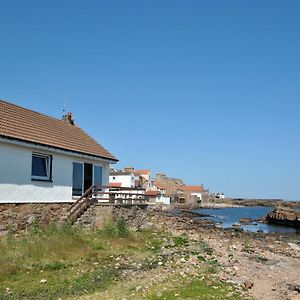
[0,1,299,200]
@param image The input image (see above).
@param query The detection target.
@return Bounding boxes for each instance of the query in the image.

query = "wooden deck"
[66,185,147,222]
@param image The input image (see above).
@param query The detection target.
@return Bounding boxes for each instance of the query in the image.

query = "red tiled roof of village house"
[135,169,150,175]
[109,182,122,187]
[0,99,118,161]
[154,182,166,190]
[145,191,159,196]
[179,185,203,192]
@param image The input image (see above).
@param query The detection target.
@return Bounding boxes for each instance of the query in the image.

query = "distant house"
[214,193,225,199]
[135,169,150,180]
[154,173,184,196]
[178,185,203,199]
[177,185,204,205]
[152,182,166,194]
[0,100,118,203]
[109,170,135,188]
[135,169,150,186]
[145,190,171,205]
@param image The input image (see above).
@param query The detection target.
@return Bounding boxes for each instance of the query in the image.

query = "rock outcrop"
[266,207,300,228]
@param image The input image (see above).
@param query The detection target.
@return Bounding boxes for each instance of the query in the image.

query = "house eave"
[0,135,118,164]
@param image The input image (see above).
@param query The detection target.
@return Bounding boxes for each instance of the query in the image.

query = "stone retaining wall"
[0,203,71,232]
[112,206,148,230]
[77,205,149,230]
[0,203,150,233]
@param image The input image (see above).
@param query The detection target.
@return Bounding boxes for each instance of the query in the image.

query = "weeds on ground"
[198,240,214,255]
[98,217,130,238]
[172,234,189,247]
[145,276,245,300]
[0,219,148,300]
[242,237,254,253]
[0,221,247,300]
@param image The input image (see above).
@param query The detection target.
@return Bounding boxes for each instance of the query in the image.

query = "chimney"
[124,166,135,173]
[62,112,75,125]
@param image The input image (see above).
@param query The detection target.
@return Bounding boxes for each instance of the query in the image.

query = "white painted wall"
[191,192,202,201]
[0,140,110,203]
[156,196,171,205]
[109,174,135,188]
[140,173,150,181]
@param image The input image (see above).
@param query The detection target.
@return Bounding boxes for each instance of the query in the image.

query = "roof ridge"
[0,98,73,125]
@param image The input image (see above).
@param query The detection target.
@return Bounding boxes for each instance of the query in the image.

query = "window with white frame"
[31,153,52,181]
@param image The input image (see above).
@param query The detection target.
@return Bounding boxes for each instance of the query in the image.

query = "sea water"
[193,206,300,234]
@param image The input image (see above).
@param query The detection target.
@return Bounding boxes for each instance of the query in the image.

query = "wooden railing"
[66,185,146,222]
[93,185,146,204]
[67,186,94,222]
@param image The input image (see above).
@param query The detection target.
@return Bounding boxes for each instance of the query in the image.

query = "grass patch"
[146,277,244,300]
[97,217,129,238]
[0,221,247,300]
[42,261,67,271]
[172,234,189,247]
[0,267,118,300]
[0,220,151,299]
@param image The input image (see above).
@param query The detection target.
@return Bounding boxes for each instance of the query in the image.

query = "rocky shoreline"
[226,198,300,209]
[1,203,299,300]
[178,202,300,230]
[147,206,300,300]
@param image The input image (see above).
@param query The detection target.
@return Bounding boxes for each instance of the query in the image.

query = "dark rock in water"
[240,218,254,223]
[257,217,266,223]
[266,207,300,228]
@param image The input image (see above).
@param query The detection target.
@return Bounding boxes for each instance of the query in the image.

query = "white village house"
[0,100,118,203]
[109,169,135,188]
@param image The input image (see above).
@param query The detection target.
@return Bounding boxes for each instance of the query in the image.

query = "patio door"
[72,162,83,196]
[84,163,93,192]
[72,162,94,196]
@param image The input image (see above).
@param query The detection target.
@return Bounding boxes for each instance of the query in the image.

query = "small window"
[31,153,52,181]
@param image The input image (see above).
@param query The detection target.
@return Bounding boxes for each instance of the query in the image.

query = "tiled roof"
[109,182,122,187]
[145,191,159,196]
[110,171,132,176]
[154,182,166,190]
[135,169,150,175]
[0,99,118,161]
[179,185,203,192]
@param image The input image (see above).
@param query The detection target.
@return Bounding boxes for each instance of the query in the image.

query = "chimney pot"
[62,112,74,125]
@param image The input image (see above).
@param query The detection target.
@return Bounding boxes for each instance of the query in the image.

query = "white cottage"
[109,170,135,188]
[0,100,118,203]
